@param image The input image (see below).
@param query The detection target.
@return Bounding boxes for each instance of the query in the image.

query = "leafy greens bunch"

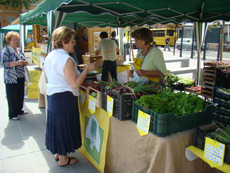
[136,88,206,116]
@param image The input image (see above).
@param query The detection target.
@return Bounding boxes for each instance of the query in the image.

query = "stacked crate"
[213,87,230,124]
[201,62,230,98]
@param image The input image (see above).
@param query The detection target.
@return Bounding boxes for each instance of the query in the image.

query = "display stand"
[187,146,230,172]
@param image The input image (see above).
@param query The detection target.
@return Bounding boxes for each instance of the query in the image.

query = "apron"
[133,47,159,82]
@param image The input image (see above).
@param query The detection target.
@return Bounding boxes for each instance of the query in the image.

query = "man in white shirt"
[95,32,119,81]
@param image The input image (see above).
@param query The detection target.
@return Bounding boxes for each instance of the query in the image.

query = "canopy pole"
[118,27,124,55]
[219,20,225,61]
[195,22,202,85]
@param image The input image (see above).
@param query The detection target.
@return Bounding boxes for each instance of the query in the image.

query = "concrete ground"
[0,64,99,173]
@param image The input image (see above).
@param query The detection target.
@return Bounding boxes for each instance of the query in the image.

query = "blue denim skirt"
[45,91,82,156]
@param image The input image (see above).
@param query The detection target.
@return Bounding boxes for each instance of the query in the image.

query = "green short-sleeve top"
[137,47,167,76]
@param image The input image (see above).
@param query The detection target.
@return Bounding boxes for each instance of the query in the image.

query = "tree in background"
[1,0,37,10]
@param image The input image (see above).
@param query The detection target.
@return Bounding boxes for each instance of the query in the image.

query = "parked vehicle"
[176,38,209,50]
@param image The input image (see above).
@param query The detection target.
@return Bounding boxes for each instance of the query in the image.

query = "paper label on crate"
[203,137,225,167]
[137,110,150,136]
[107,95,114,117]
[88,95,96,114]
[79,90,85,105]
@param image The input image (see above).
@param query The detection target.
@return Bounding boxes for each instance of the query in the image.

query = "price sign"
[204,137,225,167]
[79,90,85,105]
[137,110,150,136]
[88,95,96,114]
[107,95,114,117]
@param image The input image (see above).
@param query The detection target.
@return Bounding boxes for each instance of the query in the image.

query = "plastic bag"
[129,71,148,84]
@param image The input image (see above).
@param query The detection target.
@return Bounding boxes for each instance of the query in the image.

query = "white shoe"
[11,116,19,120]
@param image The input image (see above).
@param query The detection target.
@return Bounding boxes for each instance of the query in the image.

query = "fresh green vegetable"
[166,73,179,85]
[136,88,206,116]
[91,92,97,98]
[178,77,194,85]
[209,125,230,142]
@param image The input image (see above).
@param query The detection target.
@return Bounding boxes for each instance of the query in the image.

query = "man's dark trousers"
[101,60,117,82]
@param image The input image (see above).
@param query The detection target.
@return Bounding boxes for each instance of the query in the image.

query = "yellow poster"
[79,100,110,173]
[204,137,225,167]
[107,95,114,117]
[137,110,151,136]
[88,95,96,114]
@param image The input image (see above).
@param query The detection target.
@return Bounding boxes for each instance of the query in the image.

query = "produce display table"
[104,117,222,173]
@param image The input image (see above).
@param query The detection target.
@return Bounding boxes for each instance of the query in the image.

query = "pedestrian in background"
[164,36,170,51]
[44,26,96,167]
[95,31,119,82]
[1,31,28,120]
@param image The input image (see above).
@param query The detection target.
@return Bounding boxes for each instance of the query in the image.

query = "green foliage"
[165,73,179,85]
[1,0,37,10]
[208,21,221,32]
[136,88,206,116]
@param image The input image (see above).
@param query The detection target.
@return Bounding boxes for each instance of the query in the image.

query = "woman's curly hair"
[131,28,153,45]
[52,26,76,49]
[5,31,20,43]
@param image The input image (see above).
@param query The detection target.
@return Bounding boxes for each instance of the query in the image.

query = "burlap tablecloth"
[105,117,222,173]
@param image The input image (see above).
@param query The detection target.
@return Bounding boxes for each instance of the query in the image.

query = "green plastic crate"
[132,101,214,137]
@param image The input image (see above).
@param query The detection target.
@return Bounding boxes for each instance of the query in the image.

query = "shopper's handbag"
[24,66,30,82]
[38,69,48,95]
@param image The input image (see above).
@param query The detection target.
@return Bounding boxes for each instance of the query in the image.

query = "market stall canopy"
[20,0,230,27]
[0,24,33,34]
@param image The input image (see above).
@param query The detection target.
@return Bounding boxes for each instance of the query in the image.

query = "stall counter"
[104,117,222,173]
[78,99,222,173]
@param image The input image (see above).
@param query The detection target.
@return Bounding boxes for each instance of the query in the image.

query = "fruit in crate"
[205,61,229,66]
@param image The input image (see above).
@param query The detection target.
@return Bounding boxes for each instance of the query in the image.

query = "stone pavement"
[0,64,99,173]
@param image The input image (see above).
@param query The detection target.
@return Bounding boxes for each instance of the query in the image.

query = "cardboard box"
[24,52,33,65]
[29,70,41,83]
[27,82,39,99]
[32,47,41,66]
[24,82,39,99]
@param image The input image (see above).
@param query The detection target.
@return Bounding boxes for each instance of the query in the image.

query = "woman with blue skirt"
[44,26,96,167]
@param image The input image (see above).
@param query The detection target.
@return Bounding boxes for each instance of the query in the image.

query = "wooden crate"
[201,62,230,98]
[82,55,102,64]
[79,85,89,100]
[88,86,101,108]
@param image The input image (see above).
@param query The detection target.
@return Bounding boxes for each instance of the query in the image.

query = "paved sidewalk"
[0,65,98,173]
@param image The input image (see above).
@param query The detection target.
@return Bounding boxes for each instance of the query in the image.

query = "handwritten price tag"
[137,110,150,136]
[107,95,114,117]
[79,90,85,105]
[204,137,225,167]
[88,95,96,114]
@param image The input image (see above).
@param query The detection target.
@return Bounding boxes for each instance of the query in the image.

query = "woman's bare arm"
[64,58,96,89]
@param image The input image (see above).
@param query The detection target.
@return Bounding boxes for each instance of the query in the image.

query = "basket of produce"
[193,125,230,164]
[165,73,179,86]
[87,81,108,108]
[166,74,194,91]
[216,68,230,89]
[79,84,89,99]
[185,86,201,95]
[132,89,214,137]
[101,80,163,121]
[82,54,102,65]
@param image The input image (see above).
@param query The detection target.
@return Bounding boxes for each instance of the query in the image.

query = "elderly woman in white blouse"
[44,26,96,167]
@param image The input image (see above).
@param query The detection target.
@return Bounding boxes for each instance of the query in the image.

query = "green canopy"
[19,0,230,84]
[20,0,230,27]
[0,24,33,34]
